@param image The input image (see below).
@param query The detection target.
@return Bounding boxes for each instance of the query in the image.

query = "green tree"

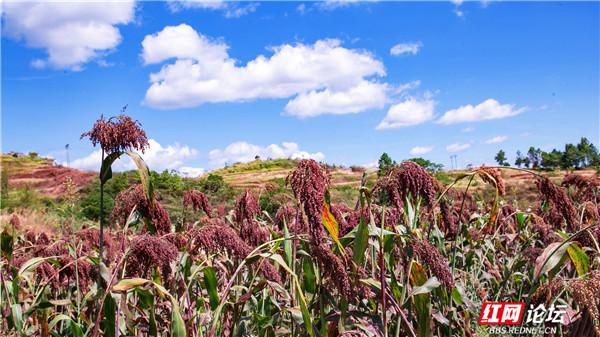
[577,137,599,167]
[527,147,542,169]
[378,152,395,176]
[541,149,562,169]
[515,150,526,168]
[494,150,509,166]
[561,143,580,169]
[408,157,444,171]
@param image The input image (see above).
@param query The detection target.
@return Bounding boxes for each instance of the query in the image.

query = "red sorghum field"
[1,115,599,337]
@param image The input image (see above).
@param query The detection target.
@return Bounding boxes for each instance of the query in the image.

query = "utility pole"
[65,144,70,168]
[449,155,458,170]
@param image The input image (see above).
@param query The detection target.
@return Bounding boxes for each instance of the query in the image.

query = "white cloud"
[208,141,324,167]
[2,1,135,71]
[376,98,435,129]
[318,0,378,10]
[483,135,508,144]
[141,24,229,65]
[409,146,433,155]
[390,42,422,56]
[142,24,386,117]
[437,99,526,125]
[284,81,387,118]
[224,3,258,18]
[177,166,205,178]
[446,143,471,152]
[461,126,475,133]
[167,0,227,11]
[296,3,308,14]
[70,139,202,176]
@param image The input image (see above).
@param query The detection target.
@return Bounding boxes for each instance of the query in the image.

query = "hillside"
[1,154,96,197]
[2,153,597,210]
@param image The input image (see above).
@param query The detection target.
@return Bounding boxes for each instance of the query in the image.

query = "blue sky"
[2,1,599,176]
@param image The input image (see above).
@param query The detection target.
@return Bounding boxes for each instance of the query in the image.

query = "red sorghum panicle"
[240,219,270,247]
[235,190,260,223]
[411,239,454,288]
[126,234,178,281]
[536,177,578,231]
[497,203,517,233]
[530,214,561,245]
[81,115,149,154]
[330,203,351,235]
[312,243,352,298]
[531,277,565,305]
[111,184,148,226]
[75,228,118,263]
[189,225,280,282]
[149,202,172,235]
[476,166,506,196]
[111,184,171,234]
[562,174,599,203]
[569,271,600,335]
[522,246,543,264]
[439,200,459,239]
[582,202,599,225]
[384,161,437,207]
[163,232,188,250]
[183,190,212,217]
[289,159,328,243]
[275,204,297,229]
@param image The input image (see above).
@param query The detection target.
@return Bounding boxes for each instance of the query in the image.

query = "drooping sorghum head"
[111,184,149,227]
[149,203,172,235]
[189,224,281,283]
[75,227,118,263]
[183,190,212,218]
[569,271,600,335]
[530,214,561,245]
[531,277,565,306]
[496,203,517,234]
[536,177,578,231]
[126,234,178,281]
[81,115,149,154]
[111,184,171,234]
[562,174,599,203]
[311,242,352,298]
[381,161,437,208]
[439,200,459,240]
[235,190,260,223]
[240,219,270,247]
[288,159,328,243]
[411,239,454,288]
[475,166,506,197]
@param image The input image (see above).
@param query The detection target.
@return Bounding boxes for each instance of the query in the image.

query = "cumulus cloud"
[141,24,386,117]
[390,42,422,56]
[409,146,433,155]
[446,143,471,152]
[376,98,435,129]
[483,135,508,144]
[2,1,135,71]
[208,141,324,167]
[284,81,387,118]
[70,139,204,177]
[437,99,526,125]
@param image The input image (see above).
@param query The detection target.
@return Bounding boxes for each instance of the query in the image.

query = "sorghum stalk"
[98,148,105,278]
[380,206,387,337]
